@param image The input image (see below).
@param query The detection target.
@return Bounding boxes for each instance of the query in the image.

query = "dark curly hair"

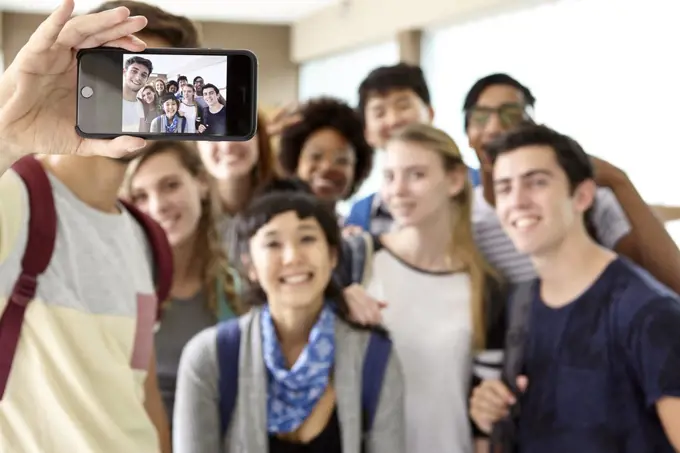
[278,97,374,199]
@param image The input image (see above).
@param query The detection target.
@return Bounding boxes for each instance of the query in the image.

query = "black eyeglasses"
[467,103,531,129]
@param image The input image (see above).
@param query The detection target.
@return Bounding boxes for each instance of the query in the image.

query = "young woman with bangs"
[121,141,245,428]
[339,122,506,453]
[173,191,405,453]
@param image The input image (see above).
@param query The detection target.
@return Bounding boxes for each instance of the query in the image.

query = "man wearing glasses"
[463,73,680,294]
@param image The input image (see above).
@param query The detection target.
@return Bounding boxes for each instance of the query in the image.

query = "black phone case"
[75,47,258,142]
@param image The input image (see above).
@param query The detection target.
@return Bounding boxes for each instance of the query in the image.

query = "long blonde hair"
[388,123,500,351]
[122,141,244,317]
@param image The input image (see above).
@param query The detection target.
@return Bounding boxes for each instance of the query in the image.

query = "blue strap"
[468,167,482,187]
[361,331,392,433]
[345,194,375,231]
[217,319,242,436]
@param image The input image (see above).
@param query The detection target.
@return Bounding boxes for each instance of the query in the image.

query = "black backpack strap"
[489,280,536,451]
[217,318,242,437]
[344,232,374,286]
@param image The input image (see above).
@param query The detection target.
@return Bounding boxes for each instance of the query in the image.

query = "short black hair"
[177,75,188,83]
[358,63,431,122]
[124,56,153,74]
[278,97,374,198]
[255,176,314,197]
[166,80,179,90]
[462,73,536,129]
[89,1,200,48]
[486,123,598,238]
[159,94,179,107]
[193,76,204,84]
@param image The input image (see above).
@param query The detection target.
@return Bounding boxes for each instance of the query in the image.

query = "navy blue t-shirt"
[517,257,680,453]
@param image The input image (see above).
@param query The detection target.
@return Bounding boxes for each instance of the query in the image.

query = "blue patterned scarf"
[260,303,335,433]
[164,114,179,133]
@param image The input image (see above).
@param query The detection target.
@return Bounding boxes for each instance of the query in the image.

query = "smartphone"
[76,47,258,141]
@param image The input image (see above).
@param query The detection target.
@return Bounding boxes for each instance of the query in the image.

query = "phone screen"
[76,48,257,141]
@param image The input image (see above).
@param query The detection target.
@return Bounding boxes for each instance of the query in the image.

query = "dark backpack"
[215,317,393,443]
[489,280,536,452]
[0,155,173,400]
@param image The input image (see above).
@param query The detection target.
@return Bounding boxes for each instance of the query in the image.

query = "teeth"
[281,274,311,284]
[514,217,538,228]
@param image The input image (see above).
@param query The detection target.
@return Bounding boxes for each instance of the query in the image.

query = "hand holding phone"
[0,0,148,167]
[76,47,258,142]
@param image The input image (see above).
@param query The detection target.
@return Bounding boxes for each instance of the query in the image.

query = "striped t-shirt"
[471,185,632,283]
[0,167,161,452]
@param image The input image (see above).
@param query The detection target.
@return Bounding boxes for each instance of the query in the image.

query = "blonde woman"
[122,141,244,428]
[339,123,505,453]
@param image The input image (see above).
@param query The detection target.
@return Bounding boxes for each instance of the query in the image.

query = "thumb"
[77,136,146,159]
[516,375,529,393]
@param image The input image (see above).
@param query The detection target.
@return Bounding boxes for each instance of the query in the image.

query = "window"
[298,41,400,105]
[421,0,680,211]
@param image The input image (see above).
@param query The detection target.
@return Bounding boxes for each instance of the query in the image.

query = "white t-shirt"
[122,99,145,133]
[0,167,160,452]
[179,102,197,133]
[364,240,475,453]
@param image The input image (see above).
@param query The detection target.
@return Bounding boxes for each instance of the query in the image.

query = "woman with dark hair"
[173,192,405,453]
[151,94,188,134]
[278,97,373,217]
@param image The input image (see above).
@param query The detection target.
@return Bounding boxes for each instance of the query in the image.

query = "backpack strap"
[345,231,374,287]
[119,199,173,318]
[490,280,536,450]
[217,318,242,437]
[0,155,57,399]
[361,331,392,434]
[345,194,375,232]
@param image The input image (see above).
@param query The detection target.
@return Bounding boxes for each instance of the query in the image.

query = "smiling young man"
[122,55,153,132]
[469,123,680,453]
[463,73,680,294]
[0,1,200,451]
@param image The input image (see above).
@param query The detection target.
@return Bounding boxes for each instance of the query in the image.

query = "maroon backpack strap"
[0,155,57,399]
[119,199,173,319]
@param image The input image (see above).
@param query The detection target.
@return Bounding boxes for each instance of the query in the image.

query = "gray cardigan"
[173,308,406,453]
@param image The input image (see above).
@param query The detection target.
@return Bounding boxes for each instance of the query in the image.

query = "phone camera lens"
[81,86,94,98]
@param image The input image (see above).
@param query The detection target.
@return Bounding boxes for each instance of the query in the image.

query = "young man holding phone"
[469,124,680,452]
[0,0,198,451]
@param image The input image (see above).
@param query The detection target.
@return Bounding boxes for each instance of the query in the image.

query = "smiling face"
[296,128,355,203]
[129,150,208,248]
[492,145,596,256]
[364,89,433,149]
[247,211,336,310]
[155,80,165,93]
[141,87,155,105]
[163,98,178,117]
[197,136,260,181]
[124,62,150,93]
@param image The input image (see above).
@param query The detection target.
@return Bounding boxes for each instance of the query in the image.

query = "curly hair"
[278,97,373,199]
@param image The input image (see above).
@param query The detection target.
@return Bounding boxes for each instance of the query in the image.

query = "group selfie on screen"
[122,55,227,135]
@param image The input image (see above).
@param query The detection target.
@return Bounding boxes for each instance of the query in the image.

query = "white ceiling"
[0,0,340,24]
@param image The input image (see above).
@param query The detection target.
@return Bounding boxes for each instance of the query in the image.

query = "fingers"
[469,380,514,433]
[77,136,146,159]
[55,6,144,50]
[98,35,146,53]
[26,0,75,53]
[344,284,383,325]
[74,16,148,50]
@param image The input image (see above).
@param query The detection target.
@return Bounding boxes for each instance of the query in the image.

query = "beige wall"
[1,13,298,110]
[292,0,556,62]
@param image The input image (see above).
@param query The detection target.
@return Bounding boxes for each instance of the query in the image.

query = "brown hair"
[388,123,500,351]
[122,141,244,317]
[89,1,200,48]
[253,112,278,191]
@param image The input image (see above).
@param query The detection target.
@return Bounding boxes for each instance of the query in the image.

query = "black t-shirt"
[268,407,342,453]
[517,258,680,453]
[202,105,227,135]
